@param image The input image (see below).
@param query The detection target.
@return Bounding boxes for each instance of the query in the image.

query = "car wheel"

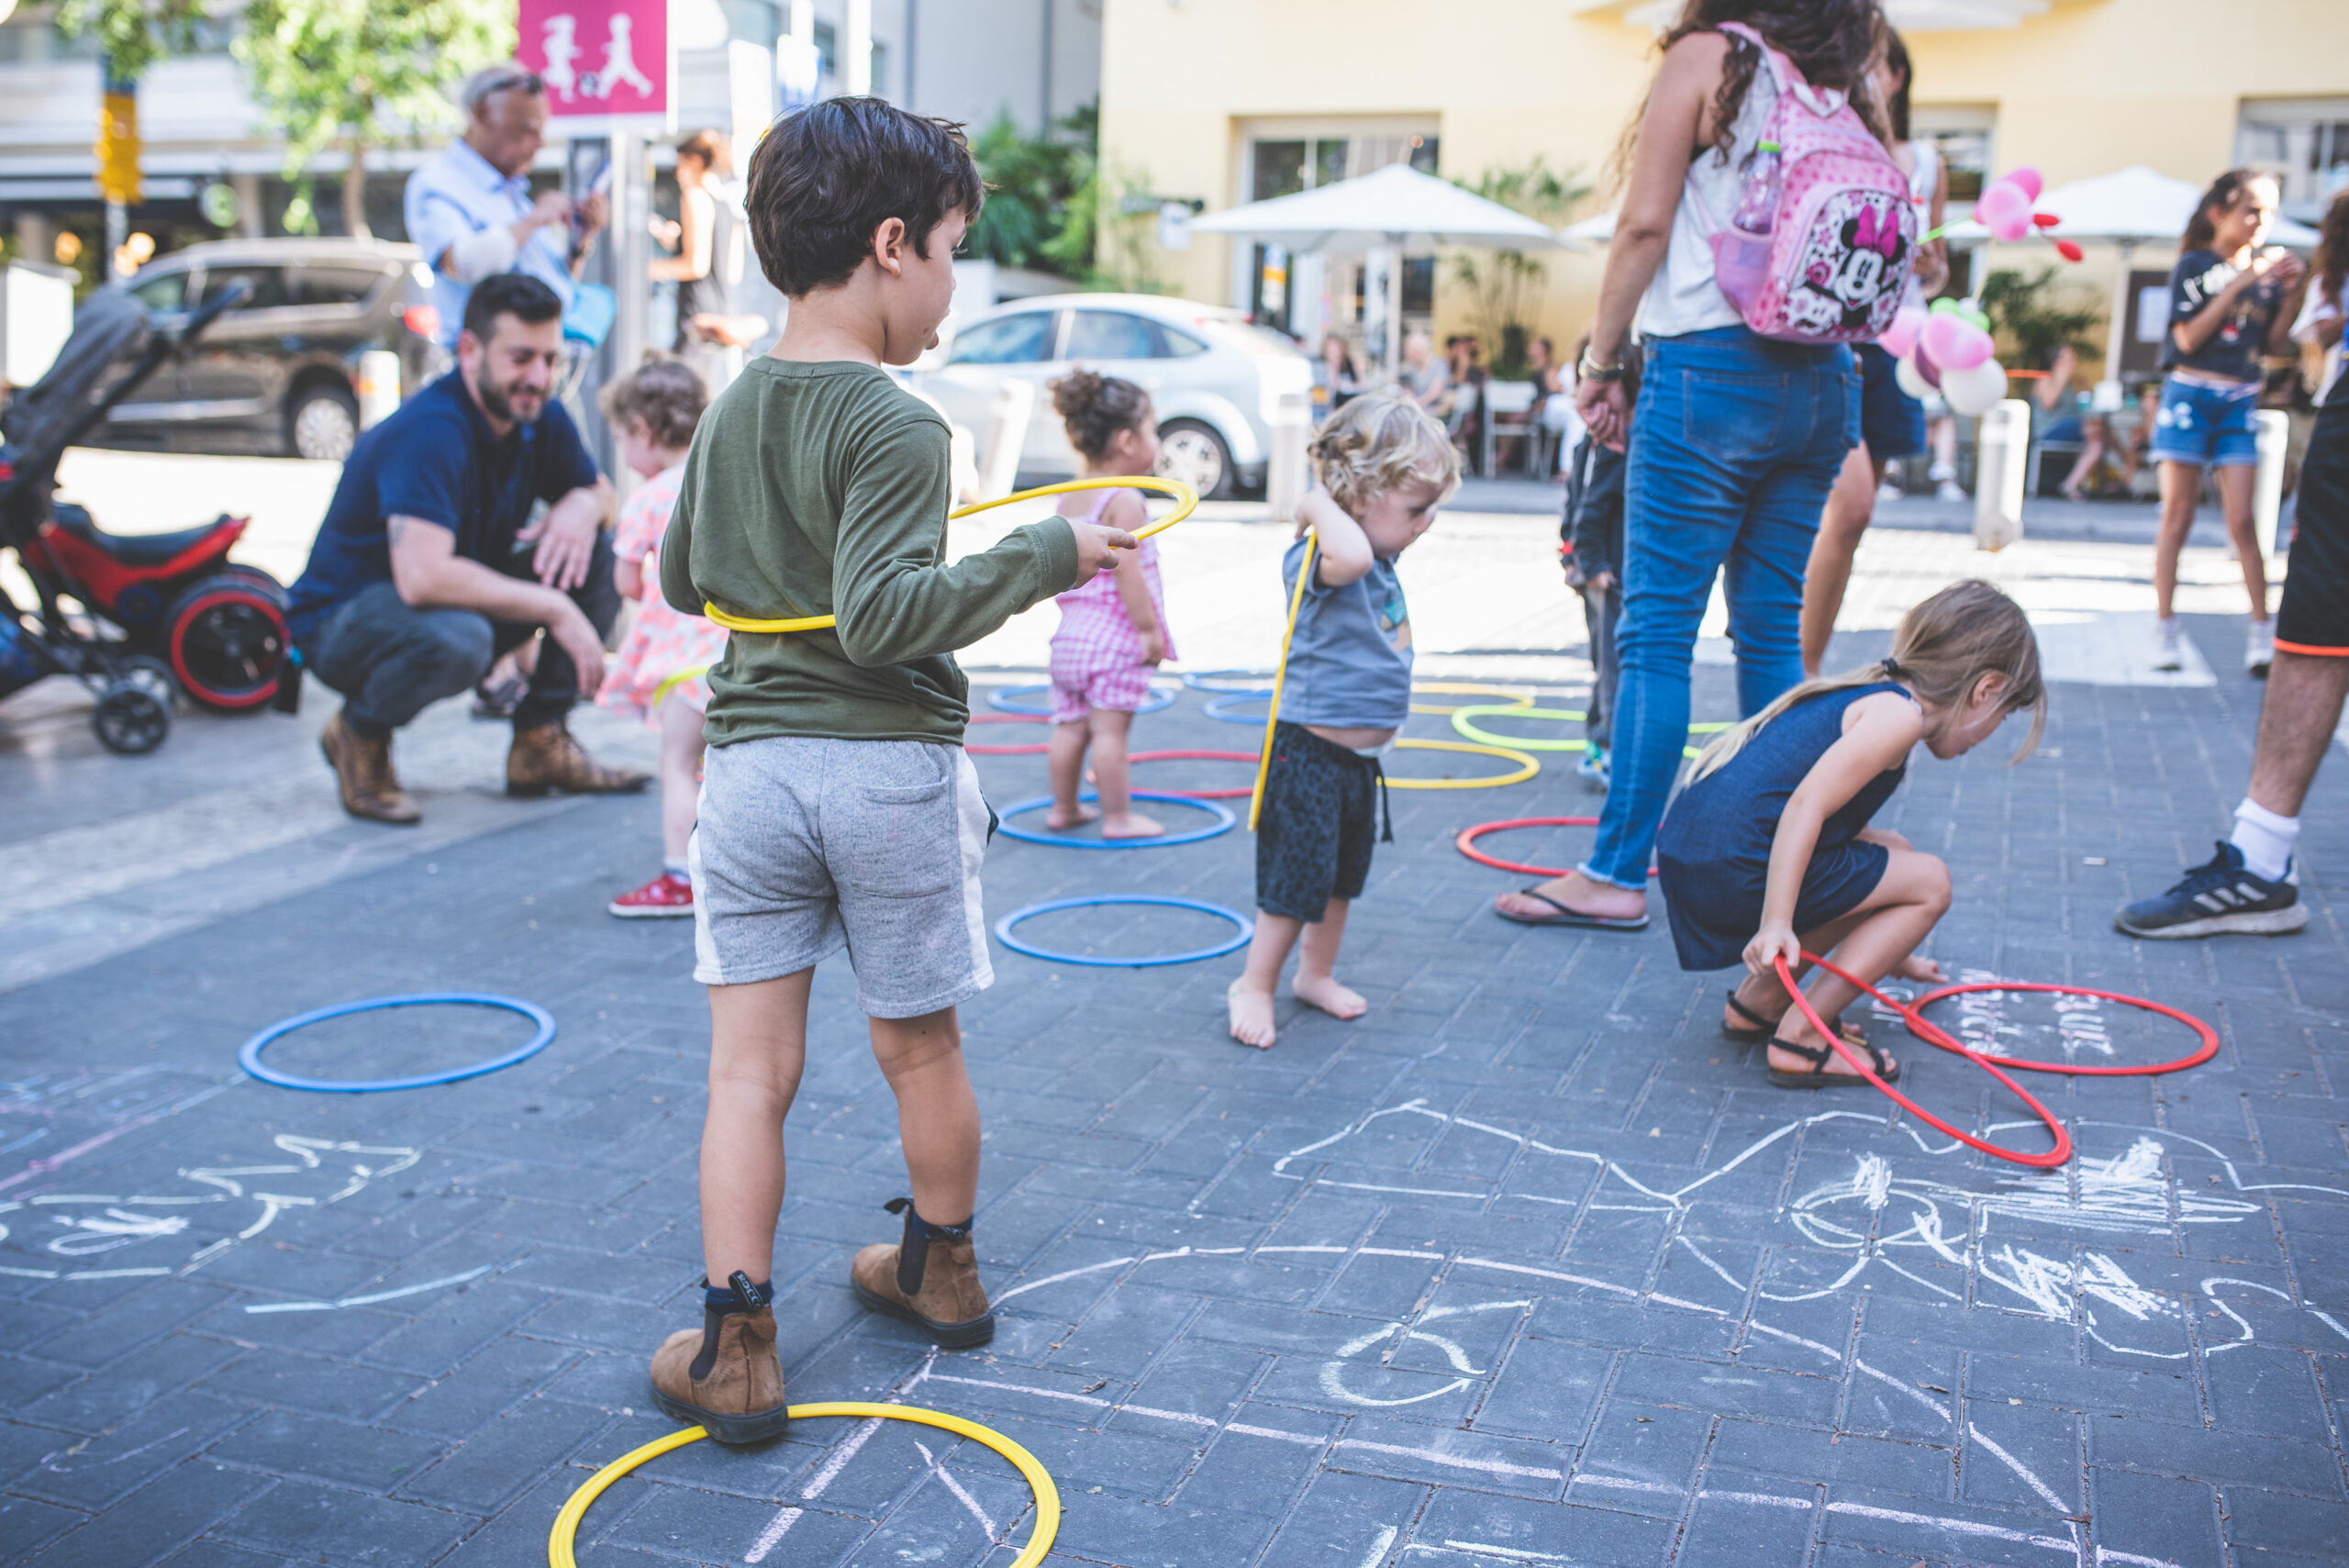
[289,384,361,462]
[1155,418,1234,501]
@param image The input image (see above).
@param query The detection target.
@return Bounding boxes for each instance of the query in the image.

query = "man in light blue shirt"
[405,64,609,350]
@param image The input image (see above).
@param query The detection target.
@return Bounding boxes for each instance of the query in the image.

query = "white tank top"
[1905,139,1940,206]
[1635,62,1780,340]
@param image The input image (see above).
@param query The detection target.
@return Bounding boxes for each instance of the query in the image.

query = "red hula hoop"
[1776,952,2073,1170]
[1096,750,1261,799]
[967,713,1049,756]
[1905,980,2220,1076]
[1455,817,1659,879]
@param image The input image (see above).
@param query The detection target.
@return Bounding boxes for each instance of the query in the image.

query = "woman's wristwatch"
[1578,347,1625,383]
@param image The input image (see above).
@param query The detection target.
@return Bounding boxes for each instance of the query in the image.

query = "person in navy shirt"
[287,273,648,823]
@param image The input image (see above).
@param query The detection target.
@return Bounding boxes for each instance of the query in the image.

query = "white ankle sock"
[663,856,692,882]
[2230,799,2298,882]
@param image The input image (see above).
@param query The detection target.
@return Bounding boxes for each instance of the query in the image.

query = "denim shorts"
[2149,373,2261,468]
[1855,343,1926,460]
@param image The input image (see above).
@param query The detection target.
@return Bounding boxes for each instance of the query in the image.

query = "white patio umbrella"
[1942,166,2320,382]
[1190,162,1560,376]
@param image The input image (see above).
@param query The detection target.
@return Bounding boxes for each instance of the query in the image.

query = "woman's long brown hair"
[2181,168,2276,255]
[2313,183,2349,312]
[1609,0,1888,190]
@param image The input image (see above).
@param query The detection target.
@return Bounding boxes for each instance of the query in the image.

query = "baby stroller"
[0,278,289,753]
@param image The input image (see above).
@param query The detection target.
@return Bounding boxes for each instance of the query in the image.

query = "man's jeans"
[306,529,620,737]
[1582,327,1857,890]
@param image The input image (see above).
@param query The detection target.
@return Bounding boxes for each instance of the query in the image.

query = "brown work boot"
[506,718,651,797]
[649,1273,789,1445]
[318,710,420,825]
[850,1197,993,1348]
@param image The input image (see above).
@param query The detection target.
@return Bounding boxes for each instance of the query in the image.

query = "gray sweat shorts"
[689,737,995,1018]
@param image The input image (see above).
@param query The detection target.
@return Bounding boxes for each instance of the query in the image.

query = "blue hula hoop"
[239,993,558,1093]
[995,895,1253,967]
[994,790,1235,848]
[1203,690,1275,725]
[989,681,1176,717]
[1182,668,1276,694]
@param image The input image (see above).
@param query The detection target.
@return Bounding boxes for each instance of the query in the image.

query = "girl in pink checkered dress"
[1045,370,1176,839]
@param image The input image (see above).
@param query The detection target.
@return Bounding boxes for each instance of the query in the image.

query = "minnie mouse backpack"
[1701,21,1916,343]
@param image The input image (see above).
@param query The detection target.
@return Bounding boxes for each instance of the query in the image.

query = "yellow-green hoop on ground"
[1383,738,1541,790]
[703,476,1200,635]
[1449,704,1588,752]
[1408,681,1536,716]
[548,1404,1061,1568]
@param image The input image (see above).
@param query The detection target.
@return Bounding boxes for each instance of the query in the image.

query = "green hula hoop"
[1449,706,1737,759]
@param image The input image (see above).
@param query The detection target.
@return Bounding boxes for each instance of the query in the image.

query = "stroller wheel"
[94,654,175,754]
[94,676,172,754]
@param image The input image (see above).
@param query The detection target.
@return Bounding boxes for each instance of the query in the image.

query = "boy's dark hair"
[462,272,563,343]
[598,358,708,450]
[1050,367,1152,461]
[744,96,985,296]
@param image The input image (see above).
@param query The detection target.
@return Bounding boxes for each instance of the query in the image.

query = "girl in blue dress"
[1657,581,2045,1087]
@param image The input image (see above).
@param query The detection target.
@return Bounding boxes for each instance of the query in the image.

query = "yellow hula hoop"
[1408,681,1537,717]
[548,1404,1062,1568]
[1248,531,1318,832]
[703,476,1199,635]
[650,664,711,709]
[1384,738,1541,790]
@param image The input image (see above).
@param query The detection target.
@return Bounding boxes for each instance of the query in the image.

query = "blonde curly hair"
[1308,393,1462,516]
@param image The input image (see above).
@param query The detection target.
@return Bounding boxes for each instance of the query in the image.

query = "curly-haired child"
[1042,368,1177,838]
[595,360,719,916]
[1228,394,1461,1049]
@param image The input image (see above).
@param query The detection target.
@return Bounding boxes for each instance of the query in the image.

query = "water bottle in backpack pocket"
[1701,21,1916,343]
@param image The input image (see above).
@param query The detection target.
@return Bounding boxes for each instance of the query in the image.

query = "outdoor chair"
[1480,380,1541,477]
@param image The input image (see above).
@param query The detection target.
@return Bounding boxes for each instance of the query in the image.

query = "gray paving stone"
[207,1477,476,1566]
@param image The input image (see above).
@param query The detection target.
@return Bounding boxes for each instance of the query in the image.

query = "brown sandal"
[1766,1033,1899,1090]
[1723,989,1866,1048]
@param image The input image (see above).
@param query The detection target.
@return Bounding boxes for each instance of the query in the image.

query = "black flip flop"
[1723,989,1866,1048]
[1766,1033,1899,1090]
[1497,888,1649,931]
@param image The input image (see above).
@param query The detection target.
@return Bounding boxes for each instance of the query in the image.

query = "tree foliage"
[1980,265,2105,371]
[238,0,512,238]
[966,100,1097,279]
[55,0,207,81]
[1445,156,1591,377]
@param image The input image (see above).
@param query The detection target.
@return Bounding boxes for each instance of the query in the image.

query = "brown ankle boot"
[506,719,651,797]
[849,1198,993,1348]
[319,711,420,824]
[649,1274,788,1445]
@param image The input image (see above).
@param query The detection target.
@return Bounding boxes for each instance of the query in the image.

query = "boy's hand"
[1068,520,1139,586]
[1138,628,1165,665]
[1743,920,1803,983]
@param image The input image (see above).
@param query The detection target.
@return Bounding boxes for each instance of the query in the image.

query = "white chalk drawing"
[0,1132,419,1284]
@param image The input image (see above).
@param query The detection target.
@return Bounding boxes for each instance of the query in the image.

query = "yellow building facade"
[1099,0,2349,373]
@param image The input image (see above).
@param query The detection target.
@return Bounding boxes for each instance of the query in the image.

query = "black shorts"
[2279,391,2349,657]
[1255,721,1389,920]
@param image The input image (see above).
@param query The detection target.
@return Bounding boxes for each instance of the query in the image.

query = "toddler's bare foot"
[1100,812,1165,839]
[1892,953,1946,984]
[1044,801,1100,830]
[1292,973,1367,1020]
[1227,982,1277,1049]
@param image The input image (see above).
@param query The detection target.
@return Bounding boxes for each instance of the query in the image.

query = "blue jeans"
[1582,327,1857,889]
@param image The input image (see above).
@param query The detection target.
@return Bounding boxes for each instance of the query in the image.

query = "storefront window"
[2238,103,2349,221]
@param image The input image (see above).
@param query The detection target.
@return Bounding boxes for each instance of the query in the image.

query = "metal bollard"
[979,379,1033,502]
[1973,399,2029,552]
[2253,408,2289,569]
[355,349,402,430]
[1266,391,1311,524]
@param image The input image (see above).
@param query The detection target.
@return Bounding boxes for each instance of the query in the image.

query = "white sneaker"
[2246,620,2275,677]
[1936,480,1966,503]
[1929,462,1955,483]
[1876,481,1904,505]
[2153,618,2184,673]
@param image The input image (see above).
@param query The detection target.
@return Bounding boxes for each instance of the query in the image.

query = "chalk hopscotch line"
[242,1263,496,1315]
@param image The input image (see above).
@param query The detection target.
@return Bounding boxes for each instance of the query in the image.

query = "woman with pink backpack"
[1496,0,1908,936]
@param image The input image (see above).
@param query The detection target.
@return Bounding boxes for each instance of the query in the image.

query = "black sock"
[704,1273,772,1312]
[914,1208,972,1241]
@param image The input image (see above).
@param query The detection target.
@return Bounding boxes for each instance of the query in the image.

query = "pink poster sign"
[515,0,674,131]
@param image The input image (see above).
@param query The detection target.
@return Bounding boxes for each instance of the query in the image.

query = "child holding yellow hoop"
[1043,369,1176,839]
[1228,395,1460,1050]
[594,361,719,917]
[644,100,1135,1445]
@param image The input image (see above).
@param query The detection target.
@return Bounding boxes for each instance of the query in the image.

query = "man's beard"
[477,375,543,426]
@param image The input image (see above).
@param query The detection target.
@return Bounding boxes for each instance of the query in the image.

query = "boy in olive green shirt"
[649,99,1132,1444]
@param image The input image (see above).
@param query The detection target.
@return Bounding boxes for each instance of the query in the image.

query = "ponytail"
[1689,579,2045,781]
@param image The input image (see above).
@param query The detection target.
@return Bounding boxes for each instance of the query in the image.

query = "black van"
[102,238,448,462]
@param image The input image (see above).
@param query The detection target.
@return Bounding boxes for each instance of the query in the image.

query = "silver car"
[914,293,1313,498]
